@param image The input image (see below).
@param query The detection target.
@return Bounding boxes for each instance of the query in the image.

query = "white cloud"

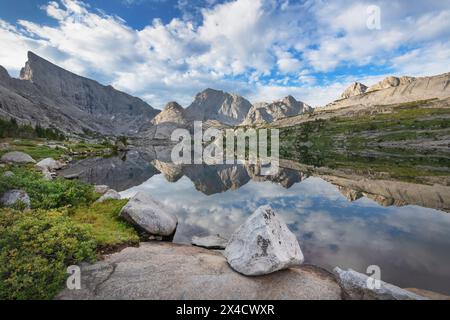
[0,0,449,108]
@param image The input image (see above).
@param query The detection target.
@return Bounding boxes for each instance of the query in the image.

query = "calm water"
[61,151,450,295]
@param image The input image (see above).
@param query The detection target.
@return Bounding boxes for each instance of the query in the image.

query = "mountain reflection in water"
[60,150,450,295]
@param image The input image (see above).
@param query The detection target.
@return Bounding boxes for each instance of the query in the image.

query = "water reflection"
[121,174,450,295]
[61,150,450,294]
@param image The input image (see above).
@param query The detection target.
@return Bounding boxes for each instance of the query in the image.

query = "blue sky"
[0,0,449,108]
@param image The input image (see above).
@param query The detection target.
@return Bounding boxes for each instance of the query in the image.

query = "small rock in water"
[224,205,304,276]
[1,151,36,164]
[120,191,178,237]
[1,189,31,209]
[94,185,110,195]
[333,267,428,300]
[2,171,14,178]
[192,235,228,250]
[35,158,65,171]
[96,189,121,203]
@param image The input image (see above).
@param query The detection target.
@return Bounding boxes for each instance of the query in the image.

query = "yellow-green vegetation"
[280,103,450,182]
[0,165,139,299]
[69,200,139,251]
[0,137,116,161]
[0,208,96,299]
[0,138,66,160]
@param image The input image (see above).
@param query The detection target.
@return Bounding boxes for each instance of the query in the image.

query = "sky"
[0,0,449,109]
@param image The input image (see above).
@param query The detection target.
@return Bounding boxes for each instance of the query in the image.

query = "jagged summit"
[340,82,368,99]
[242,95,312,125]
[151,101,187,125]
[186,88,252,125]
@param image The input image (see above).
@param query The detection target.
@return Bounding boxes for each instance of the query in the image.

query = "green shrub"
[0,167,97,209]
[0,208,96,299]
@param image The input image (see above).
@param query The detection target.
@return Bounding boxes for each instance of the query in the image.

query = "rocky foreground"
[56,242,341,300]
[56,241,450,300]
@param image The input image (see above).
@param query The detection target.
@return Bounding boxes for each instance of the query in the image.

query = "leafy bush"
[0,208,96,299]
[0,167,97,209]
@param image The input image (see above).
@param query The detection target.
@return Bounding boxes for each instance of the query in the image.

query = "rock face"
[1,151,36,164]
[35,158,65,171]
[333,267,427,300]
[340,82,368,99]
[56,242,341,300]
[0,190,31,209]
[96,189,121,203]
[224,205,304,276]
[192,234,228,250]
[120,192,178,237]
[151,101,187,125]
[0,51,159,135]
[242,96,312,125]
[186,88,252,125]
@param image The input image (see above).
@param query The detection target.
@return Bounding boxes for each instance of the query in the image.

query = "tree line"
[0,118,66,140]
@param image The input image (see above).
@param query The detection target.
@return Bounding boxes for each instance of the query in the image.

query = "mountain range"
[1,51,449,138]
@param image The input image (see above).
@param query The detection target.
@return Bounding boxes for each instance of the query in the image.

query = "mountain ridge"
[0,51,159,136]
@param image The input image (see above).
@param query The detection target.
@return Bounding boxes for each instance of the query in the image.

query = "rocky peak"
[273,95,312,113]
[164,101,183,111]
[282,95,298,106]
[242,95,312,125]
[186,88,252,125]
[340,82,368,99]
[151,101,187,125]
[367,76,416,92]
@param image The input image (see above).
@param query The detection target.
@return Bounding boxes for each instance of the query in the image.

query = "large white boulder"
[224,205,304,276]
[35,158,65,171]
[120,192,178,237]
[1,151,35,164]
[333,267,427,300]
[1,189,31,209]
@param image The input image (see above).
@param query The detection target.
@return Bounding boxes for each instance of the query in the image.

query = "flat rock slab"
[56,242,341,300]
[192,235,228,249]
